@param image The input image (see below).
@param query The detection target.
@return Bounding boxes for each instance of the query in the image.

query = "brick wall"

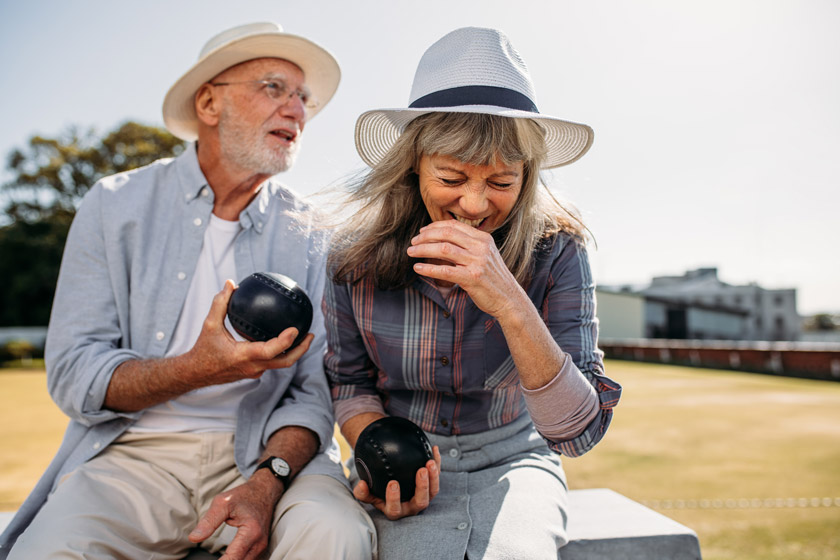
[600,339,840,382]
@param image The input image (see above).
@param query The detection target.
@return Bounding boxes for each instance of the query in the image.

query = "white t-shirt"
[130,213,259,433]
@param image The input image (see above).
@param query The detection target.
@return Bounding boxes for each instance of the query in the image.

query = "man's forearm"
[248,426,319,498]
[104,280,314,413]
[260,425,319,479]
[104,353,204,412]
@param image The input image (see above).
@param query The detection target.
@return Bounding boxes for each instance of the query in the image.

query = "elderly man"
[0,23,375,560]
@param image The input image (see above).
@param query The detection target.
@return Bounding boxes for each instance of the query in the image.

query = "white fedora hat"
[162,22,341,141]
[355,27,592,169]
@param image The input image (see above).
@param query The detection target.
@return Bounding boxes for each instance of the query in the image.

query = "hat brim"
[163,33,340,141]
[355,106,593,170]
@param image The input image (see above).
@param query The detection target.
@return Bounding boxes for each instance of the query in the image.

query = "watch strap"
[256,456,293,489]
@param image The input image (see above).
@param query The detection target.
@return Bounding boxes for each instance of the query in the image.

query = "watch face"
[271,457,291,477]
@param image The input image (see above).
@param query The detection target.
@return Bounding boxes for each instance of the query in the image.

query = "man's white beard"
[218,112,300,175]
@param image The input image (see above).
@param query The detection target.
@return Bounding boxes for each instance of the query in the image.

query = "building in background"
[598,268,800,342]
[596,289,646,339]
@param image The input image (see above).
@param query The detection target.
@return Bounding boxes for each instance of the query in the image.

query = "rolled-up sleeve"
[45,184,143,426]
[261,329,335,452]
[534,238,622,457]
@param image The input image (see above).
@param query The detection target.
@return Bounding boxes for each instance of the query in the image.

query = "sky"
[1,0,838,315]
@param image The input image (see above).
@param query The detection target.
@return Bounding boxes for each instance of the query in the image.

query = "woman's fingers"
[353,480,373,502]
[416,218,484,242]
[428,446,441,498]
[411,221,484,253]
[411,468,431,510]
[412,261,458,283]
[407,240,464,263]
[383,481,404,520]
[409,220,502,274]
[358,463,439,520]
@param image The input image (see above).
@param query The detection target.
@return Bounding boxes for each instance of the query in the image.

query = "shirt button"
[201,188,209,197]
[443,310,451,318]
[156,331,165,341]
[449,448,459,458]
[177,272,186,280]
[440,418,449,427]
[440,356,449,366]
[93,442,101,450]
[457,522,468,530]
[193,218,202,226]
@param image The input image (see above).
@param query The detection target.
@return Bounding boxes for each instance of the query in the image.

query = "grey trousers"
[352,415,569,560]
[9,432,376,559]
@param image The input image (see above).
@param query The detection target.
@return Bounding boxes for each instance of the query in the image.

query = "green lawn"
[0,369,66,511]
[2,361,839,559]
[562,361,840,560]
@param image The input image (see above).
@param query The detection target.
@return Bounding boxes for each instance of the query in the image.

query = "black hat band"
[409,85,538,113]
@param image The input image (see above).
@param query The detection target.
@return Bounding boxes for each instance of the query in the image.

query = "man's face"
[214,58,308,175]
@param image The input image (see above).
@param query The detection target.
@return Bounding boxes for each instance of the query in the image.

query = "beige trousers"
[9,432,376,559]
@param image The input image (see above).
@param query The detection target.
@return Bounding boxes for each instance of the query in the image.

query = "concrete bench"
[1,488,701,559]
[563,488,701,559]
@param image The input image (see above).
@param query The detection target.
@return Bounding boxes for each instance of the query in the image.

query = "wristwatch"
[256,456,293,489]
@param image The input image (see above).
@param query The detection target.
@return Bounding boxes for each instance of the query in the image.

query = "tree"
[803,313,838,331]
[0,213,72,326]
[1,339,37,363]
[2,121,185,224]
[0,122,185,326]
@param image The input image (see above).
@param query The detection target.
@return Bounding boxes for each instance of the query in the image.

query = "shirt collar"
[176,143,211,203]
[174,143,281,235]
[239,179,285,234]
[415,276,453,308]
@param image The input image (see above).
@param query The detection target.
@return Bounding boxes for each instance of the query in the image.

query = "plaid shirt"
[324,234,621,457]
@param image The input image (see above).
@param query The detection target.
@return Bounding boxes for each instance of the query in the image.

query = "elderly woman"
[324,27,621,559]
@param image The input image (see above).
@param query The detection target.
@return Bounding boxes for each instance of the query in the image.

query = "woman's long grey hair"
[329,112,588,290]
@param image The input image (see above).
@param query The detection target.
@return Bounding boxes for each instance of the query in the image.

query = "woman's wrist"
[494,287,539,335]
[495,291,567,390]
[341,412,387,448]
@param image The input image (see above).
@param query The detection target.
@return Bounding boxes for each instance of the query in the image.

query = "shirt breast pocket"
[483,319,519,389]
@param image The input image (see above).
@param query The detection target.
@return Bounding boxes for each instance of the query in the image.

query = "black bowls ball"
[354,416,434,502]
[227,272,313,349]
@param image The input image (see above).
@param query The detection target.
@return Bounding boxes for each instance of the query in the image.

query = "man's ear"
[195,84,221,127]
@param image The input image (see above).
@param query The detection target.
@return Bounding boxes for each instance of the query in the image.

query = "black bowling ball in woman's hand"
[354,416,434,502]
[226,272,313,349]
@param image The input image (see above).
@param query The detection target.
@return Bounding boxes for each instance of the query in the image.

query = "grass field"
[2,361,839,559]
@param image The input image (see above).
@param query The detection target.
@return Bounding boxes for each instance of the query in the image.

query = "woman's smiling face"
[417,153,524,233]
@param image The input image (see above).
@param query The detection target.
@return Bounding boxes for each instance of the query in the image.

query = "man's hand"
[188,279,314,386]
[189,471,282,560]
[353,446,442,520]
[105,280,313,412]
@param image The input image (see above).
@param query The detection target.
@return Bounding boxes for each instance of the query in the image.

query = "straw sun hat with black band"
[162,22,341,142]
[355,26,593,170]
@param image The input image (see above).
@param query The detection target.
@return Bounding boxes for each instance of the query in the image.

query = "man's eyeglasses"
[210,79,317,111]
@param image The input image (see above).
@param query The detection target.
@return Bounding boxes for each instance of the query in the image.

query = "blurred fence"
[600,339,840,382]
[0,327,47,349]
